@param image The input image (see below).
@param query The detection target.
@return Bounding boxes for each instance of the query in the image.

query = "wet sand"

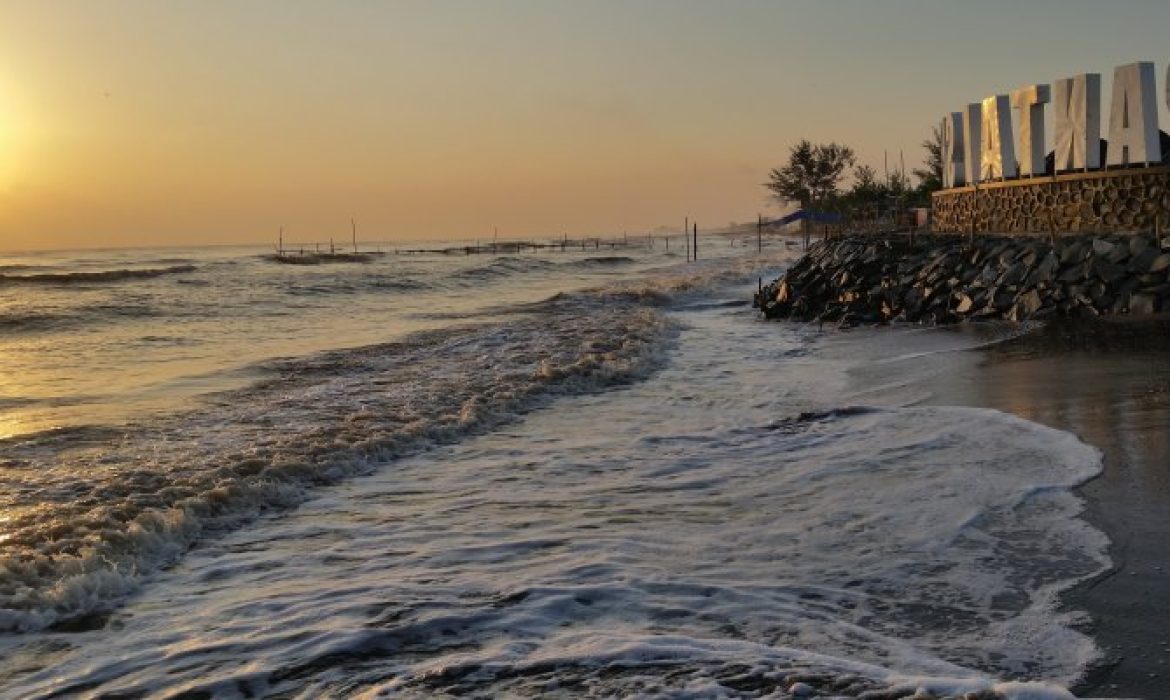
[924,318,1170,698]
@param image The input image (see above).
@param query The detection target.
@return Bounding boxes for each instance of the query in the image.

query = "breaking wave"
[0,296,677,632]
[0,265,197,286]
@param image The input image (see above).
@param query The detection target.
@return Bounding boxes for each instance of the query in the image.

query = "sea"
[0,237,1111,699]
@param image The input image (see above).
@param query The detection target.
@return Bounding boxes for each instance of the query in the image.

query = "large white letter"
[980,94,1016,180]
[942,112,966,188]
[964,103,982,184]
[1053,73,1101,171]
[1108,61,1161,166]
[1011,84,1050,176]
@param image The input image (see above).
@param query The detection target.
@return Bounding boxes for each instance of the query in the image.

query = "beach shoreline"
[919,317,1170,698]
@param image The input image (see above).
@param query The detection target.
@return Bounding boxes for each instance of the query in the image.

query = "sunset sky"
[2,1,1170,251]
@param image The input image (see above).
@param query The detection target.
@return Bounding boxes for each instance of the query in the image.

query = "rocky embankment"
[755,233,1170,326]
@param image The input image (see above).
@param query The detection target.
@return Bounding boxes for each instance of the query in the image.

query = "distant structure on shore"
[932,60,1170,235]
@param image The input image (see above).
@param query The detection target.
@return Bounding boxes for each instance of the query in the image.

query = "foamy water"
[0,238,1110,698]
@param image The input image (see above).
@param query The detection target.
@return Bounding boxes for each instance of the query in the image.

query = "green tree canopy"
[764,140,856,208]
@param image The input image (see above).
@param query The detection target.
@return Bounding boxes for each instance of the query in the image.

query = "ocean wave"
[282,274,429,296]
[0,311,75,332]
[448,256,559,282]
[566,255,636,268]
[0,265,197,286]
[0,299,677,633]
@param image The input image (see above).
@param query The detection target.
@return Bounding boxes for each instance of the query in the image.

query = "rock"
[1030,252,1059,284]
[1130,293,1159,315]
[1129,247,1160,273]
[1092,258,1126,283]
[1016,289,1043,317]
[998,261,1026,286]
[788,681,814,696]
[1106,241,1131,264]
[1111,294,1129,314]
[758,234,1160,327]
[1092,238,1115,256]
[1058,263,1086,283]
[1059,240,1086,264]
[994,290,1015,311]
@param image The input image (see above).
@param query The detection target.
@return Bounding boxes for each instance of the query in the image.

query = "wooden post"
[757,214,762,253]
[693,222,698,260]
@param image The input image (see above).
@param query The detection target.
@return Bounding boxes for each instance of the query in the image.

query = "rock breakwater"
[755,234,1170,326]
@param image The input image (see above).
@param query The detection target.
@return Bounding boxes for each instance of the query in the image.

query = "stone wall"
[931,166,1170,234]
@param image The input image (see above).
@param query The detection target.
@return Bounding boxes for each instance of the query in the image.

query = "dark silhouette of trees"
[912,124,944,195]
[764,140,856,208]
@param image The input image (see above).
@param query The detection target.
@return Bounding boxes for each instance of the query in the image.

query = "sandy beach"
[918,318,1170,698]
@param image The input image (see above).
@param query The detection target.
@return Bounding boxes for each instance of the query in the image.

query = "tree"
[764,140,856,208]
[912,124,944,194]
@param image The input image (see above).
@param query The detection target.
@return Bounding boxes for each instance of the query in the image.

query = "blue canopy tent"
[768,209,843,226]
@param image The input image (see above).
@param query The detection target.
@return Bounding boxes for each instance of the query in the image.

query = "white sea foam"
[0,243,1110,698]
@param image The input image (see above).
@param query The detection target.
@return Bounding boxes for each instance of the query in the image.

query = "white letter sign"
[1011,84,1050,176]
[1052,73,1101,172]
[964,103,982,184]
[940,60,1169,188]
[980,94,1016,180]
[1108,61,1161,166]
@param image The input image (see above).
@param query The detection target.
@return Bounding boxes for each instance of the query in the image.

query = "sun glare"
[0,82,26,186]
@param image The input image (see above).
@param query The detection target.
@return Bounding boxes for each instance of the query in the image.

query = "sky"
[2,1,1170,251]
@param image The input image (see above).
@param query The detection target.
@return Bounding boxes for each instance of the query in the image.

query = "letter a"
[1108,61,1160,166]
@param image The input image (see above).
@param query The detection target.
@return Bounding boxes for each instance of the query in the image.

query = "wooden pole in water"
[757,214,762,253]
[693,222,698,260]
[351,218,357,252]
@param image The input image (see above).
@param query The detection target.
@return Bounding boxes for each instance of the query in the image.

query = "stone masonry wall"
[932,166,1170,234]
